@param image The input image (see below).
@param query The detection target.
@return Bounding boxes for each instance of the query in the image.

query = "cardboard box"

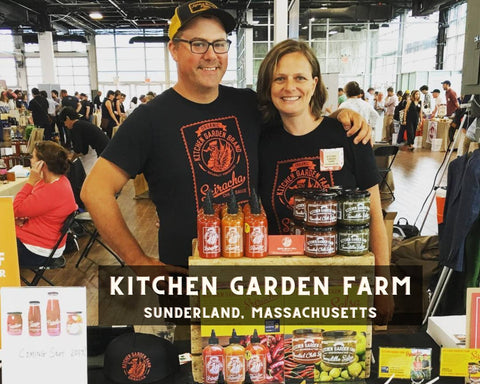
[426,315,466,348]
[383,211,397,259]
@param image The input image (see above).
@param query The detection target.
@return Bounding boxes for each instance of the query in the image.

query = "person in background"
[40,90,58,138]
[113,90,123,119]
[119,93,127,117]
[127,97,138,116]
[93,90,102,111]
[79,93,92,121]
[340,81,379,128]
[338,87,346,106]
[396,90,403,102]
[420,85,432,116]
[442,80,459,117]
[365,87,375,105]
[399,89,422,150]
[359,89,366,101]
[28,88,52,139]
[81,0,372,269]
[0,91,12,112]
[59,107,109,157]
[383,87,398,143]
[51,89,60,104]
[101,90,119,138]
[256,39,393,323]
[431,88,446,117]
[139,95,147,104]
[14,141,77,267]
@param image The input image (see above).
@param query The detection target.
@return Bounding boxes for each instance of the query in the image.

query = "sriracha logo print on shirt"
[181,116,250,210]
[273,157,333,233]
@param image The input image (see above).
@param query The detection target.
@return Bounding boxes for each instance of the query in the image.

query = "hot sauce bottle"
[245,329,268,383]
[224,329,245,384]
[198,191,221,258]
[222,192,243,258]
[203,329,225,384]
[244,190,268,258]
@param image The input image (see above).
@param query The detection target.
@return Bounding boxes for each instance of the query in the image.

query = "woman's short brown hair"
[34,141,70,175]
[257,39,327,124]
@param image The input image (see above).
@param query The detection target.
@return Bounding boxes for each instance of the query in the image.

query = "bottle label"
[225,226,242,252]
[225,355,245,382]
[204,355,223,384]
[248,226,267,253]
[247,354,266,381]
[202,226,221,254]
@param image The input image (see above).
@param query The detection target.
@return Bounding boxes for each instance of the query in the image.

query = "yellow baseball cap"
[168,0,236,40]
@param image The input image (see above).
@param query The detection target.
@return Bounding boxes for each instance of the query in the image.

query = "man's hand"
[330,108,372,145]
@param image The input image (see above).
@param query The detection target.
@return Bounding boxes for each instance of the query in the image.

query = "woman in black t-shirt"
[401,90,422,150]
[256,40,393,322]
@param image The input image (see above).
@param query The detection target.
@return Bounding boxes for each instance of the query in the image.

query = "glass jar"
[304,226,337,257]
[322,330,357,367]
[337,225,370,256]
[7,312,22,336]
[66,311,83,335]
[47,291,61,336]
[338,190,370,225]
[28,301,41,336]
[292,328,323,364]
[305,192,337,227]
[289,219,305,235]
[292,190,307,221]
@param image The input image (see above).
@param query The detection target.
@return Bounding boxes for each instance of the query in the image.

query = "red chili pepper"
[273,372,283,382]
[267,351,272,364]
[271,339,284,360]
[269,360,284,371]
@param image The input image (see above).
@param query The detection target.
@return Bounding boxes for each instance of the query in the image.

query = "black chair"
[374,145,399,201]
[67,157,124,268]
[20,211,77,286]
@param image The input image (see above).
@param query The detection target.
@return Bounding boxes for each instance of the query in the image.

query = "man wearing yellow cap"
[81,0,371,267]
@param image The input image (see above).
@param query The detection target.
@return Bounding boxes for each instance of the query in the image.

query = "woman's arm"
[106,100,119,125]
[403,100,411,124]
[115,99,122,117]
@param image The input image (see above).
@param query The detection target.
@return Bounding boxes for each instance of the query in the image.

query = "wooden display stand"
[189,248,375,383]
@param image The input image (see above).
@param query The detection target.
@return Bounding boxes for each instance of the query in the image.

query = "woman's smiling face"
[270,51,318,119]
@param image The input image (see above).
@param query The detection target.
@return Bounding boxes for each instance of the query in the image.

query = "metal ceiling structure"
[0,0,463,35]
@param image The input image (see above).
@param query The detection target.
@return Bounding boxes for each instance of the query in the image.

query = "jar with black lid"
[337,224,369,256]
[304,226,337,257]
[305,192,337,227]
[338,190,370,225]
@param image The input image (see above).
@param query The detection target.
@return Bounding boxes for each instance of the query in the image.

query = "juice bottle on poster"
[222,192,243,258]
[245,329,267,383]
[46,291,61,336]
[28,301,41,336]
[198,191,221,259]
[203,329,224,384]
[244,190,268,258]
[224,329,245,384]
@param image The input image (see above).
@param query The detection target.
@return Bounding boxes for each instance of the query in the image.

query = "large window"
[0,30,18,89]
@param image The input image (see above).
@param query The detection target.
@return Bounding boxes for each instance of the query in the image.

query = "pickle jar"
[304,226,337,257]
[337,225,369,256]
[292,190,307,221]
[305,192,337,227]
[292,328,323,364]
[338,190,370,225]
[321,330,357,368]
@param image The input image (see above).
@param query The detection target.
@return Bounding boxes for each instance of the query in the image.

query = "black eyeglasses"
[173,38,231,54]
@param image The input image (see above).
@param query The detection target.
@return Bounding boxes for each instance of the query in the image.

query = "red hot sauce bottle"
[198,190,221,258]
[244,190,268,258]
[203,329,225,384]
[246,329,268,383]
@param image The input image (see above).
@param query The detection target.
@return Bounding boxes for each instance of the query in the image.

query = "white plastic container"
[392,133,398,145]
[431,138,443,151]
[414,136,423,148]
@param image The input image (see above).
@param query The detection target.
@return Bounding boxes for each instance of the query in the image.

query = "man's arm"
[81,158,163,266]
[329,108,372,145]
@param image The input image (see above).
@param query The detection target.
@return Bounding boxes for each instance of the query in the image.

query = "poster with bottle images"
[1,287,87,384]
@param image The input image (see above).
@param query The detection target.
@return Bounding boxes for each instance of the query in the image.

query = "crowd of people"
[336,80,460,151]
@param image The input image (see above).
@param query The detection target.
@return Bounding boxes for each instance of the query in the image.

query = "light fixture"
[328,30,338,35]
[309,17,315,22]
[301,25,308,30]
[89,11,103,20]
[320,6,327,9]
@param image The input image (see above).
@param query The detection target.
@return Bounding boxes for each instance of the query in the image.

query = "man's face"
[442,83,448,90]
[421,89,427,94]
[169,17,228,95]
[432,92,439,99]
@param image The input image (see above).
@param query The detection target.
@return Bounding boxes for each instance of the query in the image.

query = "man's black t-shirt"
[258,117,380,234]
[101,86,261,266]
[28,95,50,128]
[71,120,109,156]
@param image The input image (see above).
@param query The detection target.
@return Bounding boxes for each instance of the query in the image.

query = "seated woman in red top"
[14,141,77,266]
